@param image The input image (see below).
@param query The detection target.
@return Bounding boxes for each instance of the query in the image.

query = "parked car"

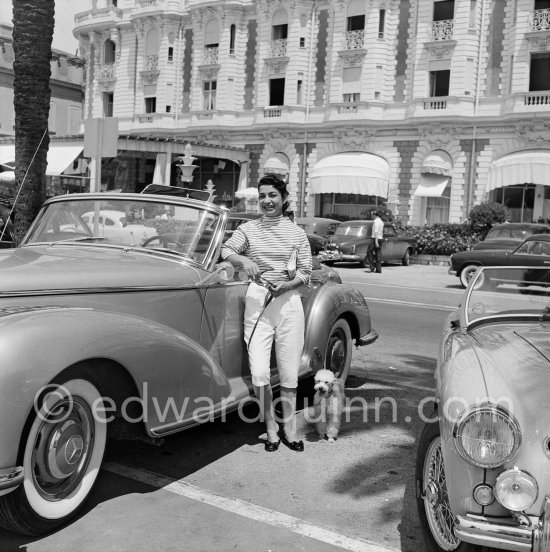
[449,233,550,288]
[416,266,550,552]
[295,217,340,237]
[0,200,14,248]
[330,220,416,267]
[472,222,550,251]
[0,191,378,535]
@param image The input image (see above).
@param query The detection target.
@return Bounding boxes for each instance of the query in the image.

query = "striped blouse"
[221,215,312,285]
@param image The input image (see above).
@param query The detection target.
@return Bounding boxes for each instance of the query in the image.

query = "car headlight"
[495,467,538,511]
[453,405,521,468]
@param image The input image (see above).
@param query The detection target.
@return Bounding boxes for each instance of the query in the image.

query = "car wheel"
[325,319,352,383]
[359,254,370,269]
[416,421,481,552]
[459,264,481,288]
[402,248,412,266]
[0,378,108,536]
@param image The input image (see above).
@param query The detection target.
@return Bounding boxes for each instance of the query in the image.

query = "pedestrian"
[221,174,312,452]
[367,209,384,273]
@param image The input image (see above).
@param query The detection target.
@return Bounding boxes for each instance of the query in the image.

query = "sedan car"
[472,222,550,251]
[331,220,416,267]
[416,266,550,552]
[449,233,550,288]
[0,191,378,535]
[295,217,340,237]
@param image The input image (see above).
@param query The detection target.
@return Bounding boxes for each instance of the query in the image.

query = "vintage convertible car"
[330,220,416,267]
[416,266,550,551]
[0,190,378,536]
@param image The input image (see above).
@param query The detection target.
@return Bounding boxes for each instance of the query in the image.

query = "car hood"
[470,323,550,415]
[0,245,201,293]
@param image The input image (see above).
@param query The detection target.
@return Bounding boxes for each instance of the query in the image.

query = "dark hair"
[371,210,378,216]
[258,173,290,211]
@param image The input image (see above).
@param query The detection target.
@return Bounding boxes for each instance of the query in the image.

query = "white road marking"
[357,377,434,393]
[363,296,456,311]
[103,462,400,552]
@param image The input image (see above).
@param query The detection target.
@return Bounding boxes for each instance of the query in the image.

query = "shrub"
[467,202,509,239]
[398,223,482,256]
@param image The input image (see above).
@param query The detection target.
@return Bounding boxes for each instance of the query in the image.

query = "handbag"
[287,245,298,280]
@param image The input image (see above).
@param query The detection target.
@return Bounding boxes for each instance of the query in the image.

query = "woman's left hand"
[268,281,291,297]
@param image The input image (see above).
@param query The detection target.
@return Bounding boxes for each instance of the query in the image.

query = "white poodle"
[311,369,345,442]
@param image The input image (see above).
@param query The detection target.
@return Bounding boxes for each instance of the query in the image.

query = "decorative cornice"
[424,40,457,58]
[264,56,289,73]
[140,69,160,85]
[197,64,220,79]
[518,121,550,146]
[337,48,367,67]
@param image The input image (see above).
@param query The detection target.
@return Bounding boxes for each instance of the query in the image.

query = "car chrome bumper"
[448,267,457,276]
[339,254,361,263]
[318,251,343,263]
[0,466,24,493]
[456,498,550,551]
[355,329,378,347]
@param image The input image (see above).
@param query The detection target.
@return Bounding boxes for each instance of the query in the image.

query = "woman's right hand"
[241,258,260,278]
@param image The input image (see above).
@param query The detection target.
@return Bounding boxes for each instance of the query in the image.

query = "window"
[145,97,156,113]
[203,80,217,110]
[300,37,305,47]
[103,92,114,117]
[469,0,477,28]
[433,0,454,21]
[378,9,386,38]
[347,15,365,30]
[103,40,116,64]
[343,92,360,102]
[269,78,285,105]
[297,80,303,105]
[272,24,288,40]
[229,24,236,54]
[429,70,450,96]
[530,53,550,91]
[168,47,174,62]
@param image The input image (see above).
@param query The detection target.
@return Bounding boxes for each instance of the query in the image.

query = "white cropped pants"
[244,282,305,388]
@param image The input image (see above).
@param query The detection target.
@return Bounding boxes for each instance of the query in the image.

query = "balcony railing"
[524,92,550,105]
[75,7,122,24]
[145,55,158,71]
[99,64,116,80]
[271,39,287,57]
[264,108,282,118]
[203,46,219,65]
[337,103,359,114]
[424,98,448,110]
[528,8,550,31]
[429,20,454,41]
[344,30,365,50]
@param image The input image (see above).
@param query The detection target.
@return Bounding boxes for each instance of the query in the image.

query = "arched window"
[103,39,116,64]
[145,28,159,70]
[347,0,365,31]
[205,19,220,48]
[229,24,236,54]
[272,9,288,40]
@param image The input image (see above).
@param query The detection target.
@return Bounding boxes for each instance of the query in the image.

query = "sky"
[0,0,90,55]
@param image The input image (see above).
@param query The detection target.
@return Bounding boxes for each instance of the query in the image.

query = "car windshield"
[485,227,532,240]
[465,267,550,326]
[335,223,370,238]
[23,196,222,264]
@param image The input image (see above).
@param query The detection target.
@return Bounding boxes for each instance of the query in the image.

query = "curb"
[410,254,449,266]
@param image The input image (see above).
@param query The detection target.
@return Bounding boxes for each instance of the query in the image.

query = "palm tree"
[12,0,55,243]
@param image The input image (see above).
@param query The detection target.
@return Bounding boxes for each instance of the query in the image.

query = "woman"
[221,174,312,451]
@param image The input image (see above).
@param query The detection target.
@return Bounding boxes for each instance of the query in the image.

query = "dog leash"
[247,275,274,347]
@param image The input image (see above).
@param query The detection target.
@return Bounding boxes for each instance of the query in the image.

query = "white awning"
[422,150,452,177]
[309,152,389,197]
[0,145,15,168]
[487,150,550,192]
[46,145,83,176]
[0,171,15,183]
[264,153,289,176]
[414,173,450,197]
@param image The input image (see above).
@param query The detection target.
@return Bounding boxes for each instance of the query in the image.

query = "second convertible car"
[416,266,550,551]
[0,189,377,536]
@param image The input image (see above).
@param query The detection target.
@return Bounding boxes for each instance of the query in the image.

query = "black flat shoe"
[265,439,280,452]
[279,430,304,452]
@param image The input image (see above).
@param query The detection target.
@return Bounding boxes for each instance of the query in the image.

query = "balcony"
[140,55,160,85]
[424,20,456,57]
[338,30,367,66]
[74,7,123,33]
[97,63,116,90]
[271,39,287,57]
[526,9,550,47]
[198,47,220,78]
